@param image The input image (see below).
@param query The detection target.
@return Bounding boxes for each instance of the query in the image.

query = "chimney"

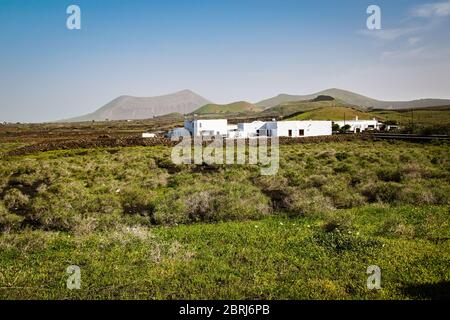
[355,116,359,121]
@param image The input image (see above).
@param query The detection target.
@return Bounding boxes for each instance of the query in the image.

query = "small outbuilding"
[333,117,381,133]
[184,119,228,137]
[142,132,157,138]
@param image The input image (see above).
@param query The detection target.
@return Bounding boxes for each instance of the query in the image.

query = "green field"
[258,100,351,118]
[192,101,262,115]
[371,107,450,126]
[288,106,376,121]
[1,140,449,299]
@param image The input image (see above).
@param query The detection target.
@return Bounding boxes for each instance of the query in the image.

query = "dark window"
[299,129,304,136]
[288,129,293,137]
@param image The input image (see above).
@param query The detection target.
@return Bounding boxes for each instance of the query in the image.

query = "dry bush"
[399,184,449,205]
[322,213,355,233]
[185,190,214,222]
[322,180,366,209]
[120,187,155,216]
[152,183,271,225]
[282,187,334,217]
[376,168,402,182]
[316,149,336,159]
[307,175,328,188]
[360,181,403,203]
[399,163,427,180]
[253,175,289,190]
[3,188,29,211]
[0,202,24,232]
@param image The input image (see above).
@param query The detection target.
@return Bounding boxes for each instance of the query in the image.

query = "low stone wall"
[5,134,371,157]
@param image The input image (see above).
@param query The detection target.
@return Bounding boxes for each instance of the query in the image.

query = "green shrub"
[253,174,289,190]
[120,187,155,216]
[307,175,328,188]
[399,184,449,205]
[333,163,352,173]
[322,213,355,233]
[361,181,403,203]
[376,168,402,182]
[3,188,30,211]
[399,163,427,180]
[316,149,336,159]
[282,188,334,217]
[335,151,349,161]
[152,183,271,225]
[322,180,366,209]
[0,202,24,232]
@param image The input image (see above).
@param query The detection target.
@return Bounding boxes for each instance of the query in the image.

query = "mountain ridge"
[191,101,262,115]
[60,88,450,123]
[256,88,450,110]
[61,90,211,122]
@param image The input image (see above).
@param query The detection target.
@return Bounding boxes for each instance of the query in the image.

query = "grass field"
[257,100,353,118]
[288,106,375,121]
[1,140,449,299]
[191,101,262,115]
[371,107,450,126]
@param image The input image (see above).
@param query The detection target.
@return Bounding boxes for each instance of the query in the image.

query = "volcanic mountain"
[256,88,450,110]
[63,90,211,122]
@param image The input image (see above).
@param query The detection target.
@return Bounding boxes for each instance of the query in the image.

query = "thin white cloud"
[411,1,450,18]
[358,27,420,41]
[408,37,421,46]
[381,46,450,61]
[381,47,428,60]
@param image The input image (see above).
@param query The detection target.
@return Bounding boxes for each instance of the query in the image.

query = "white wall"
[185,119,228,136]
[142,133,156,138]
[237,121,266,138]
[180,119,332,138]
[334,119,380,132]
[269,121,332,137]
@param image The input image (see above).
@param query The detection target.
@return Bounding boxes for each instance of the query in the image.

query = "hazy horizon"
[1,0,450,122]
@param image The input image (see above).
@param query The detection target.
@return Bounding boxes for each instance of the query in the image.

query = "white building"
[238,120,331,138]
[266,120,332,138]
[142,132,157,138]
[333,117,381,133]
[184,119,228,137]
[167,119,332,139]
[227,124,239,138]
[237,121,266,138]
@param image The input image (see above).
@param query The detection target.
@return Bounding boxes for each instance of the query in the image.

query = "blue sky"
[0,0,449,122]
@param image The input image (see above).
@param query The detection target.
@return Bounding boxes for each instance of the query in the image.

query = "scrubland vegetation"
[0,140,449,299]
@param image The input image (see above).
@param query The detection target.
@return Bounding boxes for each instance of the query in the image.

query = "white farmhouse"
[265,120,332,137]
[333,116,381,133]
[167,119,332,139]
[237,121,266,138]
[237,120,331,138]
[184,119,228,137]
